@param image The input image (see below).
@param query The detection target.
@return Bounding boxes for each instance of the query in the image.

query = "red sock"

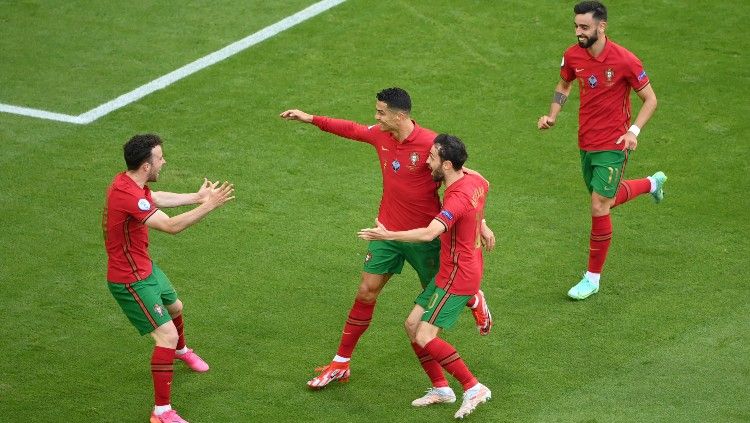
[423,338,477,390]
[411,342,449,388]
[613,178,651,208]
[151,346,175,406]
[172,313,185,351]
[588,214,613,274]
[336,299,376,358]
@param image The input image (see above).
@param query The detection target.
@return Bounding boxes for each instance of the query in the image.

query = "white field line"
[0,0,347,125]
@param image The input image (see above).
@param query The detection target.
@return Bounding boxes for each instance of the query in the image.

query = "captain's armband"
[553,91,568,106]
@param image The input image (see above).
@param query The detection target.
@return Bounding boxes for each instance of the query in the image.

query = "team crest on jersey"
[138,198,151,211]
[605,68,614,81]
[364,251,372,263]
[409,152,419,166]
[588,74,598,88]
[391,159,401,172]
[153,303,165,317]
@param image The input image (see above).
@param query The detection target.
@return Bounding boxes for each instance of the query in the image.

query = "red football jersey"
[103,172,159,283]
[433,171,489,296]
[313,116,441,231]
[560,38,651,151]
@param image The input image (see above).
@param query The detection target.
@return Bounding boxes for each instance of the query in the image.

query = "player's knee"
[152,326,178,348]
[415,330,434,348]
[166,299,183,317]
[404,318,418,341]
[355,286,379,303]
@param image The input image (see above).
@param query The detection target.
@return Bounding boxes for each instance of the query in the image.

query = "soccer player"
[359,134,492,419]
[280,88,495,389]
[537,1,667,300]
[103,134,234,423]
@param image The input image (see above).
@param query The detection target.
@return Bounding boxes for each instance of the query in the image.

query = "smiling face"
[374,100,404,132]
[145,145,166,182]
[427,144,447,182]
[574,12,605,48]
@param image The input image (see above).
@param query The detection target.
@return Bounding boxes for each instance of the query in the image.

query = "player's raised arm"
[280,109,314,123]
[146,181,235,235]
[538,78,573,130]
[151,178,216,208]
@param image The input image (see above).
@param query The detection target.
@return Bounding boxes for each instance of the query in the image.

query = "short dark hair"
[574,1,607,21]
[376,87,411,114]
[434,134,468,170]
[123,134,162,170]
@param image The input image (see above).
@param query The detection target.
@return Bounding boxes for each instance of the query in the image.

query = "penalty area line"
[0,0,347,125]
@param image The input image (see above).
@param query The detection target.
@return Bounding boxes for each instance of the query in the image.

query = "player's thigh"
[108,276,173,336]
[403,239,441,288]
[589,150,626,198]
[419,283,472,330]
[363,240,406,276]
[150,262,179,307]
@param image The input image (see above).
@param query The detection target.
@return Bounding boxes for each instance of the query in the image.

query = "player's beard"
[147,166,160,182]
[431,166,445,182]
[577,32,598,48]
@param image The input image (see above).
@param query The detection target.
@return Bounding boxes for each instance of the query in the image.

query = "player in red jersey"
[281,88,495,389]
[103,134,234,423]
[359,134,492,419]
[538,1,667,300]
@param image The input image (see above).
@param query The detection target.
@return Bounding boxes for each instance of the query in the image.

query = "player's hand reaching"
[615,131,638,151]
[480,220,496,252]
[280,109,313,123]
[195,178,213,203]
[204,181,235,210]
[537,115,556,130]
[358,220,390,241]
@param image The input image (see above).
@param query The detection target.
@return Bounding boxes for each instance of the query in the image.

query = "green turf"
[1,0,748,421]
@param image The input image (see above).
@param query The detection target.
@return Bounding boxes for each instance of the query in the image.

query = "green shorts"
[363,239,440,288]
[415,278,472,330]
[579,150,629,198]
[107,263,177,335]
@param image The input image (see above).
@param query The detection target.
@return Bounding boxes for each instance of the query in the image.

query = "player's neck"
[587,36,607,58]
[393,119,415,142]
[444,169,464,188]
[125,170,147,188]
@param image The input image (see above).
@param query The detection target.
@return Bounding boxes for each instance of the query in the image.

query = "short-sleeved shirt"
[432,171,489,296]
[312,116,441,231]
[560,38,651,151]
[103,172,159,283]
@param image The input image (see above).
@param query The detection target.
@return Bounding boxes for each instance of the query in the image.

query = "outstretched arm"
[280,109,314,123]
[538,78,573,130]
[358,219,445,243]
[151,178,215,208]
[146,181,235,234]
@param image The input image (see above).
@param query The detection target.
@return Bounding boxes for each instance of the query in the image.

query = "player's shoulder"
[607,39,641,62]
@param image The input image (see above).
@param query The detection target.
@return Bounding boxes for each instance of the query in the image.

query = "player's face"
[145,145,166,182]
[374,101,400,132]
[427,145,445,182]
[574,13,603,48]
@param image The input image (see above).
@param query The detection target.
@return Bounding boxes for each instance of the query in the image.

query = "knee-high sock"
[423,338,477,390]
[172,313,185,351]
[411,342,449,388]
[151,346,175,406]
[588,214,613,274]
[612,179,651,208]
[336,299,376,359]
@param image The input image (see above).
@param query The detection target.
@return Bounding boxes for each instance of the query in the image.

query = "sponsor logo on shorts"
[364,252,372,263]
[153,303,164,317]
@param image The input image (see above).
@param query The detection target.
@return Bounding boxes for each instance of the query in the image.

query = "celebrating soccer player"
[103,134,234,423]
[359,134,492,419]
[281,88,494,389]
[537,1,667,300]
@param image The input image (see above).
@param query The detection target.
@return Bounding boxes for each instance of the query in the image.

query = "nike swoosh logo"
[575,68,584,73]
[381,146,389,151]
